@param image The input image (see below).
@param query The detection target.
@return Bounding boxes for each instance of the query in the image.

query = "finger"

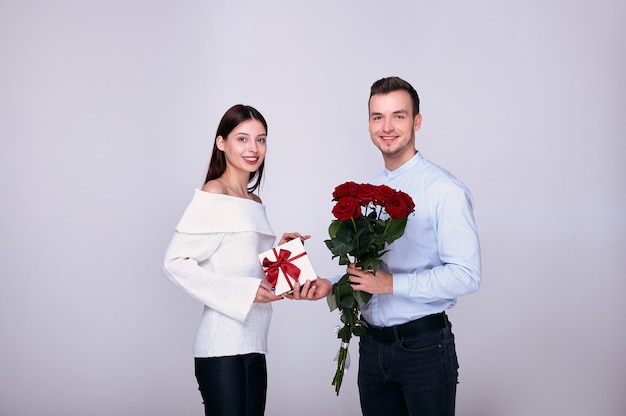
[300,281,314,299]
[283,232,304,241]
[279,233,296,244]
[291,281,302,299]
[348,271,362,281]
[266,292,284,302]
[306,284,318,299]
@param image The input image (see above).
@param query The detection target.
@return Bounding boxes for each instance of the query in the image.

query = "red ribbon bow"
[262,248,306,290]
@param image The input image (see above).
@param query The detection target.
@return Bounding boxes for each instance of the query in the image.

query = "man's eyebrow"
[369,109,409,116]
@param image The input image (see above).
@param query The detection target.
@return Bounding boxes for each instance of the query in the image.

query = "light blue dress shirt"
[360,152,482,327]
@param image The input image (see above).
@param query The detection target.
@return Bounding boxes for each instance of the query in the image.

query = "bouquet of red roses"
[325,181,415,395]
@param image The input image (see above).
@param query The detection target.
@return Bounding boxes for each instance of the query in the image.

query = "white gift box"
[258,238,317,295]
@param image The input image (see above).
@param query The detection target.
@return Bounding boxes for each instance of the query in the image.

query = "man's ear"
[413,113,423,133]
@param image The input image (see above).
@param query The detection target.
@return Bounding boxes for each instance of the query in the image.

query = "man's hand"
[284,278,333,301]
[346,264,393,294]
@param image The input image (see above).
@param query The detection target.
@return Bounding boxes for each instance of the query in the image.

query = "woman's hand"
[278,232,311,245]
[254,281,284,303]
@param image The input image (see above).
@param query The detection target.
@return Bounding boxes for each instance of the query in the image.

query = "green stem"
[350,217,361,261]
[332,345,349,395]
[383,217,393,235]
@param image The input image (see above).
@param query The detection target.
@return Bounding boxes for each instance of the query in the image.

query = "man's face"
[368,90,422,169]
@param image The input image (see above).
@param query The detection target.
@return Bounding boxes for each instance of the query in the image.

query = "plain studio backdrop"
[1,1,625,415]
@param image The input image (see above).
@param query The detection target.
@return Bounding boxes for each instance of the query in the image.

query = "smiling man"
[345,76,482,416]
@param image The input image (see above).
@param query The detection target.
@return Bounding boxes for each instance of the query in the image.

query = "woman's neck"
[216,171,251,199]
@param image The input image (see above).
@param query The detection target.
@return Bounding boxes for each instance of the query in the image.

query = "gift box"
[258,238,317,295]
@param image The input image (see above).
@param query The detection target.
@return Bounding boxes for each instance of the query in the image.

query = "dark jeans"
[194,353,267,416]
[358,318,459,416]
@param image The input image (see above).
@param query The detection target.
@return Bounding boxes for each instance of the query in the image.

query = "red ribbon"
[262,248,306,290]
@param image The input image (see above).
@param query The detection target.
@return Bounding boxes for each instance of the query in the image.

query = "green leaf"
[384,217,408,242]
[333,284,342,309]
[339,293,355,309]
[336,225,357,240]
[328,220,344,239]
[337,325,351,342]
[342,308,357,326]
[353,326,367,337]
[337,280,353,294]
[355,318,369,328]
[325,238,355,258]
[337,273,350,284]
[327,288,338,311]
[354,290,372,305]
[359,257,383,274]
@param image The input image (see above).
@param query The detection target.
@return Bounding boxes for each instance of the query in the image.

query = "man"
[295,76,480,415]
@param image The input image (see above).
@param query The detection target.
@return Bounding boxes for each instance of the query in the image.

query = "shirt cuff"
[327,273,343,285]
[392,272,411,297]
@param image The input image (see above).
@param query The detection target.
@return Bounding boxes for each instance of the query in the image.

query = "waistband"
[365,312,449,342]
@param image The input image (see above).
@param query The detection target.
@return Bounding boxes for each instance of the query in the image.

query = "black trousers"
[194,353,267,416]
[358,314,458,416]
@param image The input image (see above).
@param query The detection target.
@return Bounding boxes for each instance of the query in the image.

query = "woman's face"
[217,119,267,174]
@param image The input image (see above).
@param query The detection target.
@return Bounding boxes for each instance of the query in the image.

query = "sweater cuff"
[228,278,262,322]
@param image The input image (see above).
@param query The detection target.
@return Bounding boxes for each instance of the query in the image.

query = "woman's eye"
[238,136,247,142]
[257,137,266,143]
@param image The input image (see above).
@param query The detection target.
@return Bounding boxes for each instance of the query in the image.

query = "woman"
[162,104,307,415]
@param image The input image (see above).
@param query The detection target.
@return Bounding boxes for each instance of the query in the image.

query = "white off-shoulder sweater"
[162,189,276,357]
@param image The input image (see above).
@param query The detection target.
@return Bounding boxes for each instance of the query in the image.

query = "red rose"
[373,185,396,205]
[355,183,376,205]
[332,196,362,221]
[332,181,359,200]
[384,191,415,219]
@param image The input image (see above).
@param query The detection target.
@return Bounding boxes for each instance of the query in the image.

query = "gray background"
[1,1,625,415]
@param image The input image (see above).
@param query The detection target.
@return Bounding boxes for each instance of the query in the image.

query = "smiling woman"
[161,104,331,416]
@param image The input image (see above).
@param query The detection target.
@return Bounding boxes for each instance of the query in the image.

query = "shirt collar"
[384,152,422,179]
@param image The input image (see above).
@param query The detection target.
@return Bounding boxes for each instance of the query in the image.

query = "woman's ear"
[216,136,225,151]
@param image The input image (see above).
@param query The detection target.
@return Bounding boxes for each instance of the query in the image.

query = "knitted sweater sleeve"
[162,231,261,322]
[162,190,275,323]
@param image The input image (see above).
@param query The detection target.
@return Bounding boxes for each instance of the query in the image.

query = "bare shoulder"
[202,180,227,195]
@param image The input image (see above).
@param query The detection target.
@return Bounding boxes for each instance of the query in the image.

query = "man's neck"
[383,149,418,171]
